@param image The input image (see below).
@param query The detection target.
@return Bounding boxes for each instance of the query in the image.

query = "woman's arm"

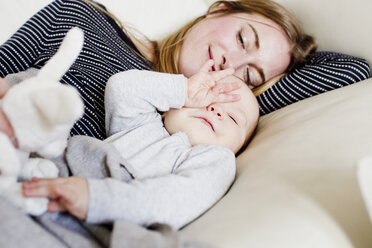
[257,51,371,115]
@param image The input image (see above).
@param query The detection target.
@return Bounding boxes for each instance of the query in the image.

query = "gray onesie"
[82,70,236,229]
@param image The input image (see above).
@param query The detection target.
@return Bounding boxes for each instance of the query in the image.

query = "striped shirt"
[0,0,370,139]
[257,51,370,115]
[0,0,151,140]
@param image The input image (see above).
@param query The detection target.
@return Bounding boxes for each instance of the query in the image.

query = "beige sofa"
[1,0,371,247]
[182,1,372,248]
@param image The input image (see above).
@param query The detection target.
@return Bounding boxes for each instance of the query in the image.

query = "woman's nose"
[207,104,224,119]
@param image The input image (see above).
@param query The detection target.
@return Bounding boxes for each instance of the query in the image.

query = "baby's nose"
[207,104,223,119]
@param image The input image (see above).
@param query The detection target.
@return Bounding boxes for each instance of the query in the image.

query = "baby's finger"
[22,183,60,199]
[216,93,241,103]
[211,67,235,81]
[25,177,66,188]
[212,81,242,95]
[200,59,215,72]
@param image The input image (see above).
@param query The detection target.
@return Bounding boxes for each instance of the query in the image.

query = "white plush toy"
[0,27,84,215]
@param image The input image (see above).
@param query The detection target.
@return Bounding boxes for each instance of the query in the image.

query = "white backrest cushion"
[0,0,53,44]
[274,0,372,64]
[0,0,209,44]
[98,0,208,40]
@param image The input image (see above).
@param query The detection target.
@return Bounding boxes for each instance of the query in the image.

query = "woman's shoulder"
[42,0,114,26]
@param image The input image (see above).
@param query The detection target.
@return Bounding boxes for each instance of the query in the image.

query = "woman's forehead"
[222,12,284,33]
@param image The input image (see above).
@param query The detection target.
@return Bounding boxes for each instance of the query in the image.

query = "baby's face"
[164,75,259,153]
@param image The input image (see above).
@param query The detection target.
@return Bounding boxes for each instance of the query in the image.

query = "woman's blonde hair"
[155,0,317,74]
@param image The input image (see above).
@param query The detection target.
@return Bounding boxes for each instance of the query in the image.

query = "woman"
[0,0,368,143]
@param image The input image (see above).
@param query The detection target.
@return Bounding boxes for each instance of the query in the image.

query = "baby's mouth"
[195,116,215,131]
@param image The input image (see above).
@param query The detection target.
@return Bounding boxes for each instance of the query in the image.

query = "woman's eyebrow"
[246,23,266,83]
[247,23,260,49]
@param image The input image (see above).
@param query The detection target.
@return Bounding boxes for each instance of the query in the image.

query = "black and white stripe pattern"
[257,51,370,115]
[0,0,151,139]
[0,0,370,137]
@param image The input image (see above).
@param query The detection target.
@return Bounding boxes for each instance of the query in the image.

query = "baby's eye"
[229,115,238,126]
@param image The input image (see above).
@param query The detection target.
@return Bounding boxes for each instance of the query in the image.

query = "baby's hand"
[185,60,241,108]
[23,176,89,220]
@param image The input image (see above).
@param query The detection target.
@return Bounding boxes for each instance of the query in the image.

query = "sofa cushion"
[0,0,208,44]
[181,79,372,248]
[273,0,372,65]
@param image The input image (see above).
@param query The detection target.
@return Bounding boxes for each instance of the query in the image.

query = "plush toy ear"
[30,85,84,126]
[38,27,84,83]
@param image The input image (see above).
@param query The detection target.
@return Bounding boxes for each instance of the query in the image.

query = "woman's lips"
[208,46,216,71]
[195,116,215,131]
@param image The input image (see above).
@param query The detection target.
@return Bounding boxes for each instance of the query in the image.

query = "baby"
[23,60,259,229]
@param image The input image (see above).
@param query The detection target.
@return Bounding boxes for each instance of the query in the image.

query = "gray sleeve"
[105,70,187,136]
[85,146,236,230]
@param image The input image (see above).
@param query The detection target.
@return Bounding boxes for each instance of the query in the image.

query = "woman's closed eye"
[237,29,247,49]
[245,67,252,88]
[237,31,254,87]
